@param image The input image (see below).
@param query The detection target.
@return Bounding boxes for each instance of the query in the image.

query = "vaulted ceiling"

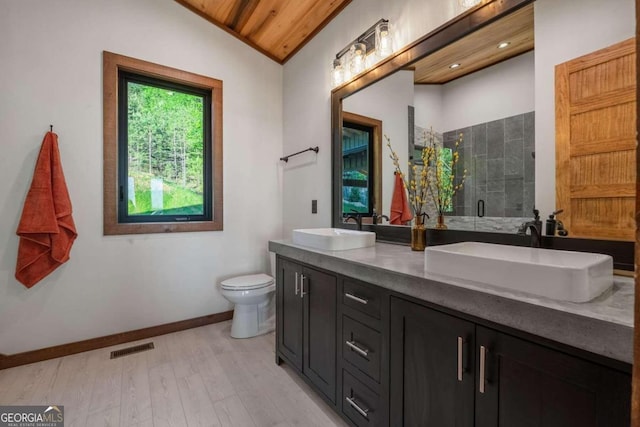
[175,0,352,64]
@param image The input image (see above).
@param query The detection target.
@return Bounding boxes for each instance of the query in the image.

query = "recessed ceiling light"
[498,41,511,49]
[449,63,461,69]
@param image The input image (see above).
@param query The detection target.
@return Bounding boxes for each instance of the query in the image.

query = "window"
[103,51,222,235]
[342,122,373,215]
[341,112,382,219]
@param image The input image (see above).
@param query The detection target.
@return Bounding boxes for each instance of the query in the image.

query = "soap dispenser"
[545,209,563,236]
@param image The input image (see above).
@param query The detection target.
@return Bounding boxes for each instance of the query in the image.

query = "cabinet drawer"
[342,278,382,319]
[343,315,381,383]
[342,370,381,427]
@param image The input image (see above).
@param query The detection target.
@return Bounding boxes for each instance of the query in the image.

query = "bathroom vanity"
[269,240,632,427]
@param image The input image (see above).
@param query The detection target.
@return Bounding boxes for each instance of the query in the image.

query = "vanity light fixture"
[449,63,461,69]
[498,41,511,49]
[331,19,393,88]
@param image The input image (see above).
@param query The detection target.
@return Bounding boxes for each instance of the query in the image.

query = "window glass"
[342,122,373,215]
[118,72,211,223]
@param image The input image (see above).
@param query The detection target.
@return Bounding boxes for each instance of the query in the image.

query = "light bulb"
[350,43,366,76]
[331,58,344,88]
[376,21,393,58]
[459,0,481,9]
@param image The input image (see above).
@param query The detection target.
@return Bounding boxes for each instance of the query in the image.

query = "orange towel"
[15,132,77,288]
[390,173,413,225]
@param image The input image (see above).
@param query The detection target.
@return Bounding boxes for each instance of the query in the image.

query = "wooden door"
[475,326,631,427]
[277,258,303,370]
[556,38,636,240]
[302,266,337,403]
[389,297,475,427]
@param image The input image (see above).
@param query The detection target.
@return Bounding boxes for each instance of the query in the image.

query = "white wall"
[0,0,283,353]
[343,70,414,216]
[413,51,535,132]
[534,0,635,216]
[413,85,444,131]
[440,51,535,131]
[282,0,467,234]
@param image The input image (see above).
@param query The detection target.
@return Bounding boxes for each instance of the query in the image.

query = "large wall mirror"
[331,0,636,244]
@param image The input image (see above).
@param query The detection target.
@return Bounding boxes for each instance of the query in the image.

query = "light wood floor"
[0,320,348,427]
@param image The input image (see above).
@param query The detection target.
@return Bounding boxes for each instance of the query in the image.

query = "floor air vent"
[110,342,154,359]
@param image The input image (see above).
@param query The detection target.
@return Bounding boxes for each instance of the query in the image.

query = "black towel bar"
[280,146,319,162]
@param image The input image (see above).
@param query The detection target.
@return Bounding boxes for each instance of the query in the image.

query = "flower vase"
[411,214,427,251]
[435,213,448,230]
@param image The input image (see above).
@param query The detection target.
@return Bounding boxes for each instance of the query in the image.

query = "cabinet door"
[277,258,303,370]
[475,326,631,427]
[390,297,475,427]
[302,267,337,402]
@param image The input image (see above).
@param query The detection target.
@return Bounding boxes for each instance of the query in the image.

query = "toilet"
[220,254,276,338]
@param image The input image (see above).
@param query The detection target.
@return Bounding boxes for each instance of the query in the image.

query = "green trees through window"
[342,122,373,215]
[118,72,212,222]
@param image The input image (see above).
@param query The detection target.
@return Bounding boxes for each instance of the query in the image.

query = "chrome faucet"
[518,208,543,248]
[345,210,363,231]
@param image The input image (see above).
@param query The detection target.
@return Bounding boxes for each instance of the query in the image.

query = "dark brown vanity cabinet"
[339,277,389,427]
[390,297,475,426]
[390,297,631,427]
[475,326,631,427]
[276,258,337,402]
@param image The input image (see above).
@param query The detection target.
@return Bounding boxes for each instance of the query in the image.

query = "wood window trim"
[342,111,382,223]
[103,51,223,235]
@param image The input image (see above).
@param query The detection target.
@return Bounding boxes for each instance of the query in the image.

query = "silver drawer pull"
[479,345,487,394]
[294,272,299,295]
[346,396,369,418]
[345,293,368,305]
[345,340,369,357]
[457,336,463,382]
[300,274,306,298]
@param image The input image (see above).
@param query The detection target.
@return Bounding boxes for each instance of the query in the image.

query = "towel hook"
[49,124,53,132]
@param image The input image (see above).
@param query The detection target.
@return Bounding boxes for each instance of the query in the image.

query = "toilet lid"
[220,273,274,290]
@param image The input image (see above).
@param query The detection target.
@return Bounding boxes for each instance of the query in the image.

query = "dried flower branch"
[386,127,467,219]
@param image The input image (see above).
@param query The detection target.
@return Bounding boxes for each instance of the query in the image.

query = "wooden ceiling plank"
[413,3,534,84]
[238,0,284,38]
[175,0,351,63]
[225,0,260,31]
[174,0,283,63]
[266,0,347,60]
[250,0,313,47]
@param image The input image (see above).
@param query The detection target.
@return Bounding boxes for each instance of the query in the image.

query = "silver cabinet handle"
[294,272,299,295]
[345,293,368,305]
[479,345,487,393]
[300,274,306,298]
[345,340,369,357]
[457,336,463,382]
[345,396,369,418]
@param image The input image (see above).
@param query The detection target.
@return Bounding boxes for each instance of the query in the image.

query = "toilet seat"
[220,273,274,291]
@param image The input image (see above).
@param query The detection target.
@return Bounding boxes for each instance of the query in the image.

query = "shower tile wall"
[444,111,535,218]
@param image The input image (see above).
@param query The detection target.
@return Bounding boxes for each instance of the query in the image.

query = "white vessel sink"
[425,242,613,302]
[292,228,376,251]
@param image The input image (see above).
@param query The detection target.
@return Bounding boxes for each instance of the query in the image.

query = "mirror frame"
[331,0,534,238]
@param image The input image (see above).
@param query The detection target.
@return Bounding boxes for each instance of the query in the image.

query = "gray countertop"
[269,240,634,364]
